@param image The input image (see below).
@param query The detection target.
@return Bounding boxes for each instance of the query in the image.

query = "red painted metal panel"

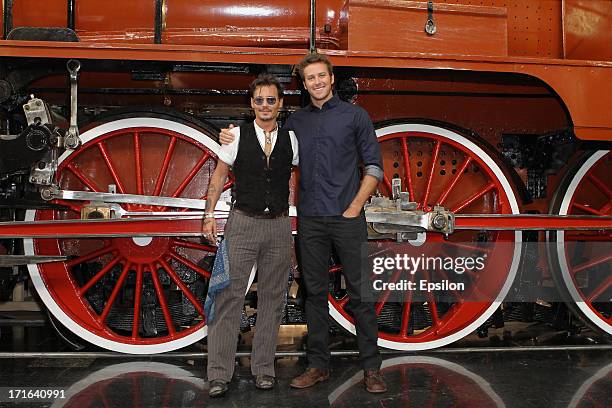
[563,0,612,60]
[348,0,509,56]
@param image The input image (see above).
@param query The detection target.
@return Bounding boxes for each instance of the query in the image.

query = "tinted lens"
[254,97,277,105]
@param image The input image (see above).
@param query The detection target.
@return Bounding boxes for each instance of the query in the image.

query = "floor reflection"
[569,361,612,408]
[328,356,504,408]
[50,362,206,408]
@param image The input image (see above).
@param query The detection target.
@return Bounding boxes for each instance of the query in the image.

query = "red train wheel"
[24,117,240,353]
[328,123,521,350]
[549,150,611,335]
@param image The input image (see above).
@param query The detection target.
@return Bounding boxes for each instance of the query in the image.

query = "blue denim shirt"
[285,94,383,216]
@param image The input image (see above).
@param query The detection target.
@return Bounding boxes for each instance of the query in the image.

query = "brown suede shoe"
[364,370,387,393]
[289,368,330,389]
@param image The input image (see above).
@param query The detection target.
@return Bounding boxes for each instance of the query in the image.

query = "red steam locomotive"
[0,0,610,353]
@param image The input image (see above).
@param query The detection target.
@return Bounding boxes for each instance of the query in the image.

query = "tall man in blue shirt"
[220,54,386,393]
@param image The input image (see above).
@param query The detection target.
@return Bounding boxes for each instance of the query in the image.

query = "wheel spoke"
[149,263,176,335]
[381,174,393,196]
[67,244,115,268]
[435,156,472,206]
[587,173,612,199]
[375,269,402,315]
[132,264,143,339]
[573,203,607,216]
[586,275,612,303]
[400,136,415,201]
[199,178,234,201]
[400,275,415,337]
[436,268,463,301]
[451,182,496,213]
[78,256,123,295]
[66,163,102,192]
[179,170,233,212]
[170,152,210,198]
[99,262,132,323]
[427,295,440,328]
[133,132,144,195]
[158,258,204,316]
[169,251,212,278]
[172,238,216,253]
[421,140,441,210]
[425,271,440,327]
[97,142,126,194]
[153,137,177,196]
[571,254,612,275]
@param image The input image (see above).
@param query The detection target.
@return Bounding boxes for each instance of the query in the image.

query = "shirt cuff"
[364,164,384,181]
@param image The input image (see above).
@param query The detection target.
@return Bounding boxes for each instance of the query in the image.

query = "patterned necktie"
[264,130,272,166]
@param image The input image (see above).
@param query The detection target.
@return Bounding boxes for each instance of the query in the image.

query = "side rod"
[0,214,610,239]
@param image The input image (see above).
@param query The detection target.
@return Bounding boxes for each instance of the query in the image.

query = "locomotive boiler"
[0,0,610,353]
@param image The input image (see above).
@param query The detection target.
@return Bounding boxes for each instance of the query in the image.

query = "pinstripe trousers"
[206,210,291,382]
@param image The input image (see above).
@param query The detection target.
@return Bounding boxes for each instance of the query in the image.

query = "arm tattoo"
[205,183,220,211]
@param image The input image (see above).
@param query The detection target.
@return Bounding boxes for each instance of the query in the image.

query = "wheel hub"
[115,237,169,263]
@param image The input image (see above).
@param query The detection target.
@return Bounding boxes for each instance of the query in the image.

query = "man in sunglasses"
[203,73,299,397]
[219,54,386,393]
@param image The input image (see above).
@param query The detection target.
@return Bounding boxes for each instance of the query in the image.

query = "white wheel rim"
[556,150,611,334]
[328,123,522,350]
[567,360,611,408]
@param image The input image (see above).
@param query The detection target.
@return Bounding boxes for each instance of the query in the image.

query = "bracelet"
[203,212,215,219]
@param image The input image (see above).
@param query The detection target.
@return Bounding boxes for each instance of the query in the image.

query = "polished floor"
[0,349,610,407]
[0,321,610,407]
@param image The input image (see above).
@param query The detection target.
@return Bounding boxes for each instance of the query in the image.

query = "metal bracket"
[65,59,81,150]
[425,1,437,36]
[30,150,58,186]
[365,196,455,236]
[22,97,52,126]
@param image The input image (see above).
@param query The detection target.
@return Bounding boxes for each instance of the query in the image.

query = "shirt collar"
[253,121,278,135]
[307,93,339,111]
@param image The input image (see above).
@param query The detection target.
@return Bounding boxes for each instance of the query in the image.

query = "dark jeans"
[297,213,382,371]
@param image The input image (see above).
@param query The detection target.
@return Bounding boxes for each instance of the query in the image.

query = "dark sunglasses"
[253,96,278,106]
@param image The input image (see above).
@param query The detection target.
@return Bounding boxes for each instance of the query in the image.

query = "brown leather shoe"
[364,370,387,393]
[289,368,330,389]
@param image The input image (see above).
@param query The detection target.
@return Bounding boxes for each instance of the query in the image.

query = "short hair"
[296,53,333,79]
[249,73,284,99]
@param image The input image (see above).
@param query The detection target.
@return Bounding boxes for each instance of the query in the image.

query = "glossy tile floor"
[0,349,610,407]
[0,321,610,407]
